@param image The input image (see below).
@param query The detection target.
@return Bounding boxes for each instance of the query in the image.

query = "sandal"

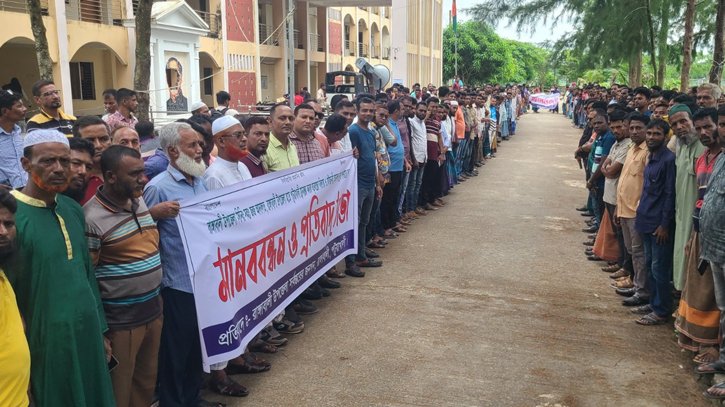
[383,232,398,239]
[635,312,667,326]
[209,376,249,397]
[326,266,346,279]
[392,226,407,233]
[694,347,720,364]
[225,355,271,374]
[610,277,633,289]
[704,382,725,400]
[367,241,385,249]
[248,339,277,354]
[694,361,725,375]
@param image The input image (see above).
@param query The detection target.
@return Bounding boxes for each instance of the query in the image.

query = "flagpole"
[452,0,458,79]
[455,32,458,78]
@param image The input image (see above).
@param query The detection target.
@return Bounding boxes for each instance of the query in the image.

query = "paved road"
[208,112,711,407]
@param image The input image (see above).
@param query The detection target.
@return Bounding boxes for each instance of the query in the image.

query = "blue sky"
[440,0,570,44]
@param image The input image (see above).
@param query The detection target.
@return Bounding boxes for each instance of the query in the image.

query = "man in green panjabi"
[6,129,115,407]
[669,104,706,290]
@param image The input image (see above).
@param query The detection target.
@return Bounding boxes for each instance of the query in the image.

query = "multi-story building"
[0,0,441,117]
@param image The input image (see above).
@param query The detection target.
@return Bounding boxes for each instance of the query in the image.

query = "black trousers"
[158,288,202,407]
[419,159,440,207]
[381,171,402,230]
[606,203,633,272]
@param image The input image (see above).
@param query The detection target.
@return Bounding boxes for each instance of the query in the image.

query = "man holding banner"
[529,92,561,112]
[142,122,220,407]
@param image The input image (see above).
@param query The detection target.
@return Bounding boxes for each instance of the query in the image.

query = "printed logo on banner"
[175,153,358,370]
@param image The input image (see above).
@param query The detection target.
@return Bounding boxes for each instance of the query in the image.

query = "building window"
[203,67,213,95]
[70,62,95,100]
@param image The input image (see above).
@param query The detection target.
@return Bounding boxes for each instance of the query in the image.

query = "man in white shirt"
[202,115,261,396]
[405,101,428,218]
[203,116,252,190]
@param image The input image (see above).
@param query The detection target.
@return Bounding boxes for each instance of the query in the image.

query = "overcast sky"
[440,0,570,44]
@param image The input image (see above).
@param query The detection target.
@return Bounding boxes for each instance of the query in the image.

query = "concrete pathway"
[209,111,712,407]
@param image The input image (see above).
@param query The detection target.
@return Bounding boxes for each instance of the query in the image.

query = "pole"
[287,0,296,109]
[455,33,458,78]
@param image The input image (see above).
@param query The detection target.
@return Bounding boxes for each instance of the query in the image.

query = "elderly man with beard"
[202,116,270,398]
[61,138,95,203]
[73,115,111,205]
[669,104,706,291]
[674,108,724,367]
[143,123,223,407]
[8,129,115,407]
[83,146,163,407]
[203,116,252,189]
[0,189,31,407]
[697,83,722,109]
[240,116,271,176]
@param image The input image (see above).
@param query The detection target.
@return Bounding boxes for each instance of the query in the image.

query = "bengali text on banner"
[529,93,560,110]
[176,153,358,371]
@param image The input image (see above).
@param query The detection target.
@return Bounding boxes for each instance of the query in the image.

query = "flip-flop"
[703,382,725,399]
[694,362,725,375]
[209,376,249,397]
[635,312,667,326]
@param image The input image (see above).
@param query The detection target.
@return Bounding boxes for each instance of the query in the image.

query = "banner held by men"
[529,93,560,110]
[176,153,358,370]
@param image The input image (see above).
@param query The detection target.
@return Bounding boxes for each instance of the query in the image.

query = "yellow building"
[0,0,441,117]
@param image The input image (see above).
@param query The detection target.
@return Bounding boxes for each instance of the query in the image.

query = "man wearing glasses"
[27,80,76,136]
[203,116,252,189]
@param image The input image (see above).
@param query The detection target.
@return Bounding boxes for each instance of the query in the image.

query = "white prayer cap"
[212,115,241,136]
[190,101,207,112]
[24,129,69,149]
[450,101,459,106]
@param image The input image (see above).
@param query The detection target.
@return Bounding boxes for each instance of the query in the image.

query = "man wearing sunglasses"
[27,80,76,136]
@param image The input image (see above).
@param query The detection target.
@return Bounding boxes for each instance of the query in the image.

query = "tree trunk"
[645,0,658,84]
[656,0,670,87]
[27,0,53,81]
[134,0,152,121]
[681,0,696,91]
[635,51,643,87]
[629,53,637,86]
[710,0,725,84]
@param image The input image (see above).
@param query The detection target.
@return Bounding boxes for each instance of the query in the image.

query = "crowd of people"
[563,81,725,400]
[0,78,534,407]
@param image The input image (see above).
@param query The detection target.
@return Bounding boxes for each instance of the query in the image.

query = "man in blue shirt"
[585,110,616,233]
[382,100,405,233]
[633,119,676,326]
[0,90,28,189]
[346,97,383,277]
[142,122,220,407]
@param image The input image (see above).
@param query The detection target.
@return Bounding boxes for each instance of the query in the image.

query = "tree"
[134,0,153,120]
[442,21,512,84]
[681,0,696,91]
[27,0,53,81]
[710,0,725,84]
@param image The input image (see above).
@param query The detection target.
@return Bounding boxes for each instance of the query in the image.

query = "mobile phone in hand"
[108,355,119,371]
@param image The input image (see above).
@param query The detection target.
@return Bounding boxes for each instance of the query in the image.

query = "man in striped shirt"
[83,145,163,407]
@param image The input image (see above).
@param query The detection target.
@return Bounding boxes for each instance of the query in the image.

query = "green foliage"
[442,21,549,85]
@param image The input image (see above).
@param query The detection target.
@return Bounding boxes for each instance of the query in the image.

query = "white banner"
[529,93,560,110]
[176,153,358,371]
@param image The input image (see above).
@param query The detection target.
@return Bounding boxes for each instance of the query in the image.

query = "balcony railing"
[0,0,49,14]
[309,33,322,52]
[345,40,356,57]
[382,46,390,60]
[195,10,220,38]
[358,43,368,57]
[259,23,277,45]
[371,44,380,59]
[66,0,125,25]
[294,29,302,49]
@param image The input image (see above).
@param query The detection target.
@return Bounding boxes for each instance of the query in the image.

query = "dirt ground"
[206,111,714,407]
